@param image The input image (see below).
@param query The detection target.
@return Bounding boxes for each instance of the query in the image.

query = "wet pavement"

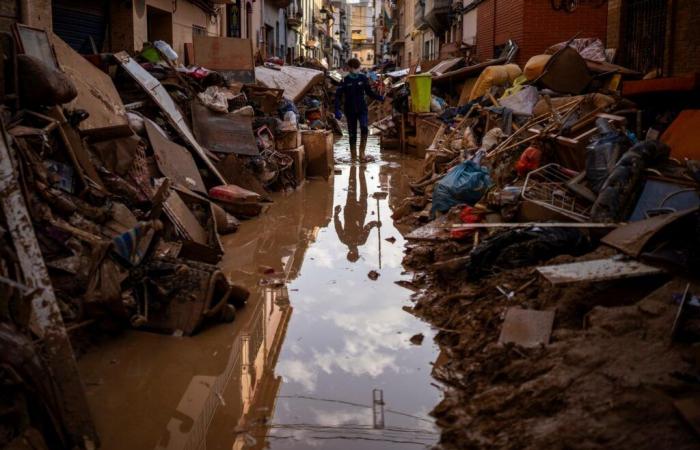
[78,133,441,449]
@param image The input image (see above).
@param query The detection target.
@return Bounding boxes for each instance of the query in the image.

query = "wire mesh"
[522,163,592,222]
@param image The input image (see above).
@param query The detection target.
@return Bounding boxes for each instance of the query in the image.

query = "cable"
[276,394,435,423]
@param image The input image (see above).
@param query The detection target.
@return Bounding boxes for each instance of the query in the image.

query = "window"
[227,0,241,37]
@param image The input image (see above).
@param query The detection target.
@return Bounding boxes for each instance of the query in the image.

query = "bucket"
[408,74,432,113]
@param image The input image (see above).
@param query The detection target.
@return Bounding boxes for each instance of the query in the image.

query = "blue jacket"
[335,73,383,117]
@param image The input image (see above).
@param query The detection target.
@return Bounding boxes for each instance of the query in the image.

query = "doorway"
[147,5,173,44]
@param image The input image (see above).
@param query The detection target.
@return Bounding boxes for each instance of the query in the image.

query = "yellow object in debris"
[468,64,522,102]
[501,74,529,99]
[523,54,551,81]
[408,74,432,113]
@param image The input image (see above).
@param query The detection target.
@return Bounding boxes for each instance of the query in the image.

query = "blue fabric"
[431,161,493,215]
[335,73,383,117]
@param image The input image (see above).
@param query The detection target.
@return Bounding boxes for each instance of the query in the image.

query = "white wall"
[462,7,476,46]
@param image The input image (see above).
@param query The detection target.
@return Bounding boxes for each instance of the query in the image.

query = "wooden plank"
[537,258,663,285]
[192,35,254,83]
[48,32,128,132]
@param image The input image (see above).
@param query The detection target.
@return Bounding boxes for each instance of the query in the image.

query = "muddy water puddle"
[78,134,441,449]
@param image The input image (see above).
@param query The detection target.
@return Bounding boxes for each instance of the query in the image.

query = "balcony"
[414,0,427,29]
[423,0,450,31]
[287,14,302,27]
[287,1,302,27]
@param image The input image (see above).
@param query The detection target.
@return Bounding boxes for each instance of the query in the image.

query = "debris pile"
[385,37,700,448]
[1,24,344,449]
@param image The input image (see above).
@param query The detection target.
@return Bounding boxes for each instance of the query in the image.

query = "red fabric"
[450,206,483,239]
[515,146,542,176]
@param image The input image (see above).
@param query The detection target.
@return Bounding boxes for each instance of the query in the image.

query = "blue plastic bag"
[431,160,493,215]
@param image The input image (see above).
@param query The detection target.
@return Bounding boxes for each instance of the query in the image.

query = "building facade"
[351,1,375,67]
[387,0,612,68]
[6,0,357,69]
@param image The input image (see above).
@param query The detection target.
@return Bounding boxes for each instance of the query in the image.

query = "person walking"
[334,58,384,161]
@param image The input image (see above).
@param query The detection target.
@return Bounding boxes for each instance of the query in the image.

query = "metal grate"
[620,0,667,75]
[522,164,592,222]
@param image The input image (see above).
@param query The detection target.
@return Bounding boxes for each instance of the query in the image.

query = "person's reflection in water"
[334,165,380,262]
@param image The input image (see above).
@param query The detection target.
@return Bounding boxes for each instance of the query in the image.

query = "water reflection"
[334,165,380,262]
[77,137,440,450]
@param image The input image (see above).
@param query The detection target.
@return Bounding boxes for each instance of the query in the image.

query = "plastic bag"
[154,40,178,61]
[431,161,493,215]
[515,146,542,176]
[585,118,627,193]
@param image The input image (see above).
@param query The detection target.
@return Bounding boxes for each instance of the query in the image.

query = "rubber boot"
[349,140,357,160]
[359,132,368,162]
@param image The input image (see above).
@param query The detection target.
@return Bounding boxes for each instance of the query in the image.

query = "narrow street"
[78,133,442,449]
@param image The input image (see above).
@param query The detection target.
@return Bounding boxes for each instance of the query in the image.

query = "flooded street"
[78,134,441,449]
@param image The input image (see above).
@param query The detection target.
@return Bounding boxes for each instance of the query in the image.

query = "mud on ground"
[402,233,700,449]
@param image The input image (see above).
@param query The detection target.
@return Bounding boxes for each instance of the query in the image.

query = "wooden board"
[191,101,259,156]
[115,51,226,185]
[255,65,325,102]
[163,189,208,245]
[601,207,698,257]
[48,32,128,132]
[144,118,206,195]
[675,398,700,436]
[192,35,254,83]
[537,258,663,285]
[498,308,555,348]
[301,130,333,178]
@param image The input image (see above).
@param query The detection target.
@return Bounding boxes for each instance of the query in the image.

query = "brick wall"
[520,0,607,65]
[476,0,524,62]
[475,0,496,61]
[494,0,524,48]
[476,0,607,66]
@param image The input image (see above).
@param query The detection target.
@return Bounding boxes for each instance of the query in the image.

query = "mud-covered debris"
[259,265,275,274]
[410,333,424,345]
[367,270,380,280]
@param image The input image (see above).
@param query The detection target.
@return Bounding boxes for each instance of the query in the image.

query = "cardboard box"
[281,145,305,184]
[276,130,302,150]
[301,130,333,179]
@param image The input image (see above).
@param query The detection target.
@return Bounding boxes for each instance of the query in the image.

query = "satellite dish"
[134,0,146,18]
